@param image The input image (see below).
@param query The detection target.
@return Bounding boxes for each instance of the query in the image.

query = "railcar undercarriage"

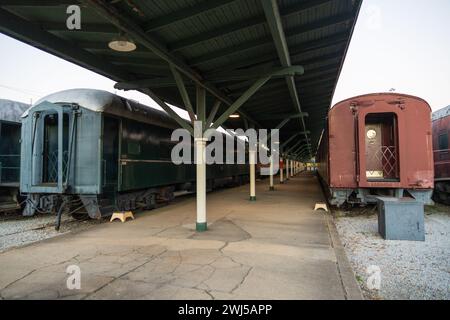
[327,187,433,207]
[22,174,249,230]
[0,186,21,213]
[433,181,450,205]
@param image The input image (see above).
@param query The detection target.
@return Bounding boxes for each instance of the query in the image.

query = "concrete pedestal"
[377,197,425,241]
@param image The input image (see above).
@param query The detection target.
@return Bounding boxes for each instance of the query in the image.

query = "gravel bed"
[334,205,450,300]
[0,212,102,252]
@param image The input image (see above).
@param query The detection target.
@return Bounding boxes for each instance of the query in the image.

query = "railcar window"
[42,113,69,184]
[438,133,448,150]
[0,122,21,183]
[128,141,141,155]
[159,141,175,160]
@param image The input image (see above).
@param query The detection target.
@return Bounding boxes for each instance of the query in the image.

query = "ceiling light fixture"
[229,114,240,118]
[108,33,136,52]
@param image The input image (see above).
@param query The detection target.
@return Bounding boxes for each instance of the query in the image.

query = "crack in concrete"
[230,266,253,294]
[204,289,215,300]
[0,253,81,296]
[0,269,37,293]
[153,225,179,237]
[81,249,168,299]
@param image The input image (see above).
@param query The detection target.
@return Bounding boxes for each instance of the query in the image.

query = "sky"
[332,0,450,109]
[0,0,449,114]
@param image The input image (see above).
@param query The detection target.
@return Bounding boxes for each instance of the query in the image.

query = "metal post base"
[269,186,275,191]
[249,196,257,201]
[196,222,207,232]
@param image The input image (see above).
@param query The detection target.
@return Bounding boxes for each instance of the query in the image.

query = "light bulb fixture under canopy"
[108,33,136,52]
[229,114,240,118]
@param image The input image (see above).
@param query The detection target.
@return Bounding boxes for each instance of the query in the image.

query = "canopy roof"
[0,0,362,159]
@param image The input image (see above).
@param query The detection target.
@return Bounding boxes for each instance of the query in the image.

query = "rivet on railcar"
[20,89,251,227]
[432,105,450,204]
[316,93,434,207]
[0,99,29,212]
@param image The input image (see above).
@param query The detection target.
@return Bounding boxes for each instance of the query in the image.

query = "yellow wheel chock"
[110,211,135,223]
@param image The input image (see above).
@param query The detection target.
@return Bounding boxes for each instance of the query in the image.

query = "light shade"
[108,34,136,52]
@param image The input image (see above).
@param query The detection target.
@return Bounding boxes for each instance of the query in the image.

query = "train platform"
[0,172,362,300]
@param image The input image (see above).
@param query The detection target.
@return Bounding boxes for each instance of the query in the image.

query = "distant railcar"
[317,93,434,206]
[20,89,250,223]
[0,99,29,212]
[432,105,450,204]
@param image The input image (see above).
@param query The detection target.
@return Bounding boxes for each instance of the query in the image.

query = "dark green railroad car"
[20,89,250,222]
[0,99,29,212]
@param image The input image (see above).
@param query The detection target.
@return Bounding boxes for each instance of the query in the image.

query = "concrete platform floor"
[0,172,362,300]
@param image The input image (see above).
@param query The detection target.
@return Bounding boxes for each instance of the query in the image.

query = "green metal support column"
[249,149,257,201]
[285,156,289,180]
[196,85,206,130]
[269,154,275,191]
[280,156,284,184]
[195,84,207,232]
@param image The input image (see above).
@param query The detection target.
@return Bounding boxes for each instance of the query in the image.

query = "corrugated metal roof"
[0,0,362,159]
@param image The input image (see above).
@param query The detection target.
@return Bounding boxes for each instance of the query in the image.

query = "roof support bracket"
[280,133,301,149]
[262,0,311,157]
[268,117,293,147]
[170,64,196,124]
[211,66,303,129]
[205,100,221,129]
[285,140,303,154]
[292,144,310,156]
[140,88,193,135]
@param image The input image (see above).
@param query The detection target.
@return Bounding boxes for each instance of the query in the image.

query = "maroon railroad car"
[317,93,434,206]
[432,105,450,204]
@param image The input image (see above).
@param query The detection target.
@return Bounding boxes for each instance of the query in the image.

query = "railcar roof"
[329,92,432,113]
[29,88,181,129]
[0,0,362,159]
[432,105,450,121]
[0,98,29,123]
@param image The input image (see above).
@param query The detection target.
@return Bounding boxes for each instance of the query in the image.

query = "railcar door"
[365,113,399,181]
[102,116,119,193]
[42,113,69,184]
[25,102,77,194]
[365,123,383,179]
